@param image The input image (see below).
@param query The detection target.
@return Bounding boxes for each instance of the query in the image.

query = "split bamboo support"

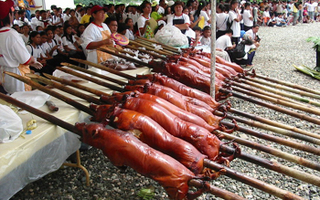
[27,74,101,105]
[61,62,127,86]
[57,67,124,92]
[43,73,111,97]
[216,130,320,172]
[220,88,320,125]
[5,72,94,115]
[239,78,320,107]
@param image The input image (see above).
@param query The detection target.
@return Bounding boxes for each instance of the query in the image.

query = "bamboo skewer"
[0,92,248,199]
[97,47,152,67]
[70,58,136,80]
[230,80,306,106]
[125,44,166,59]
[27,74,101,105]
[129,40,172,56]
[216,130,320,172]
[136,36,181,53]
[131,39,175,55]
[5,72,94,115]
[61,63,127,86]
[232,85,320,116]
[221,145,320,187]
[249,73,320,96]
[240,78,320,107]
[245,76,320,99]
[43,73,111,97]
[108,46,137,57]
[188,179,247,200]
[57,67,124,92]
[221,121,320,155]
[220,88,320,125]
[229,108,320,141]
[203,160,305,200]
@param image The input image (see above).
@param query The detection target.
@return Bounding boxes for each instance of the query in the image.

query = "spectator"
[216,29,236,51]
[200,26,211,46]
[105,17,118,34]
[26,31,46,72]
[124,18,135,40]
[167,1,191,34]
[229,0,242,44]
[30,10,40,30]
[52,8,63,26]
[216,3,229,39]
[243,2,253,31]
[80,6,92,24]
[69,9,79,29]
[20,23,30,44]
[194,0,211,29]
[137,1,153,38]
[61,24,85,63]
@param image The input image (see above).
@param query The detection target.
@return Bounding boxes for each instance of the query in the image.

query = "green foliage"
[137,187,155,200]
[74,0,142,6]
[293,64,320,79]
[306,37,320,52]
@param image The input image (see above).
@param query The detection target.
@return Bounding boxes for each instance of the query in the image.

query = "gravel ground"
[11,22,320,200]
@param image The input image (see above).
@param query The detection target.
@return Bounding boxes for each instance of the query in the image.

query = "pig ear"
[91,129,99,138]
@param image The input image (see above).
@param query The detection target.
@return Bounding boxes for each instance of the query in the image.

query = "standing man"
[243,2,253,31]
[0,0,42,94]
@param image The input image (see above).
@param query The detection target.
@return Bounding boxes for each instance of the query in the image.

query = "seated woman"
[167,1,191,34]
[61,24,86,67]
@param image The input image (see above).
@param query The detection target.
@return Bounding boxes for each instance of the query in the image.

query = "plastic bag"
[155,25,188,47]
[0,104,23,143]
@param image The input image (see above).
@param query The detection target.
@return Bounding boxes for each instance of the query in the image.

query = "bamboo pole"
[108,46,137,57]
[250,73,320,96]
[129,40,172,56]
[61,62,127,86]
[245,76,320,99]
[210,0,216,100]
[239,78,320,107]
[229,108,320,141]
[203,160,305,200]
[188,179,247,200]
[97,47,152,67]
[125,44,166,59]
[222,121,320,155]
[216,130,320,172]
[220,145,320,187]
[26,74,101,105]
[43,73,111,97]
[232,85,320,116]
[70,58,136,80]
[57,67,123,92]
[131,39,174,55]
[0,92,76,133]
[136,36,181,53]
[5,72,94,115]
[231,80,306,106]
[220,88,320,125]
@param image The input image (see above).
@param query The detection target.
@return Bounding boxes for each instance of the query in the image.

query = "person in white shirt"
[137,1,153,37]
[215,29,235,62]
[30,10,41,30]
[243,2,253,31]
[52,8,63,26]
[216,3,229,39]
[0,0,41,94]
[125,18,135,40]
[167,1,191,34]
[13,10,31,27]
[229,0,242,44]
[20,23,30,45]
[63,8,71,22]
[75,4,83,22]
[305,0,317,21]
[81,5,114,73]
[26,31,46,68]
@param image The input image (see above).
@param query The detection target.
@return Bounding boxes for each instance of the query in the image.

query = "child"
[190,27,202,47]
[200,26,211,46]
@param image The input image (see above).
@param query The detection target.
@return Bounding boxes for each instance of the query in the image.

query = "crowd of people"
[0,0,319,95]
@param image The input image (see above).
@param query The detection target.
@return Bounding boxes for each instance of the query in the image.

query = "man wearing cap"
[0,0,42,94]
[81,5,113,74]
